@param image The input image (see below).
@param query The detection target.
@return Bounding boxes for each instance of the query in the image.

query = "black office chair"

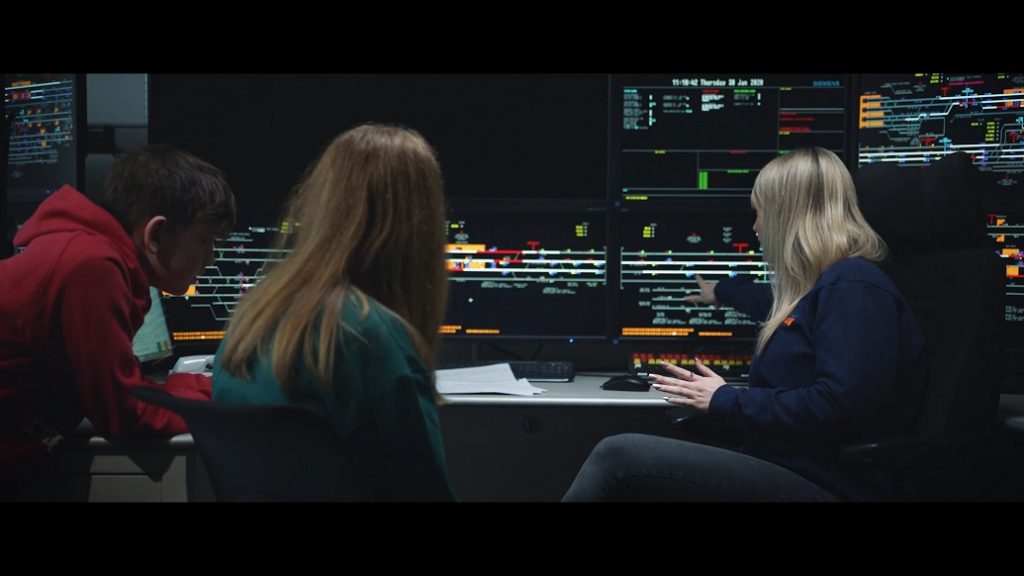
[130,386,369,502]
[839,153,1005,499]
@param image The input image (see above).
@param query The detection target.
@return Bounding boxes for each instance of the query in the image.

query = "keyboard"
[630,352,751,383]
[438,360,575,382]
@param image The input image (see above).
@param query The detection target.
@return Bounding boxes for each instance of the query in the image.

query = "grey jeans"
[562,433,838,502]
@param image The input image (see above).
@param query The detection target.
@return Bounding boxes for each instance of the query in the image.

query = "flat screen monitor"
[132,287,175,363]
[611,73,851,204]
[148,74,610,347]
[443,199,608,340]
[856,72,1023,184]
[1,73,8,258]
[3,73,85,245]
[856,72,1024,345]
[616,206,765,340]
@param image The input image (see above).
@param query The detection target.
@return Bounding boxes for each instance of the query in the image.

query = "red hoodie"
[0,186,210,467]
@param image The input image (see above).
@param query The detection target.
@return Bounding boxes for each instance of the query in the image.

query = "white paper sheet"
[435,363,547,396]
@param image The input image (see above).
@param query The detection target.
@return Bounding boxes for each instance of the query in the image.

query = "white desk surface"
[86,374,667,440]
[441,373,669,407]
[73,419,195,446]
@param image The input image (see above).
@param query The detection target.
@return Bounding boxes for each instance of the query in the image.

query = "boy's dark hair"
[103,144,235,235]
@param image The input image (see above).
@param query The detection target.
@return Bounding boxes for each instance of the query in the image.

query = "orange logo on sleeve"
[783,316,796,327]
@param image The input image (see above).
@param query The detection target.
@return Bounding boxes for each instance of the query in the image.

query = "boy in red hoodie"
[0,145,235,474]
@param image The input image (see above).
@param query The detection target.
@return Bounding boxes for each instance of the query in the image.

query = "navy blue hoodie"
[711,258,925,500]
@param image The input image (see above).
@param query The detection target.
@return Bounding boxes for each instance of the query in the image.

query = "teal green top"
[212,293,455,501]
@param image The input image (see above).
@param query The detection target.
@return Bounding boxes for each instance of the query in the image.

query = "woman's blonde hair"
[753,147,886,354]
[221,123,448,391]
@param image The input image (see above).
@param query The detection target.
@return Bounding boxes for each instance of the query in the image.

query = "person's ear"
[141,216,168,255]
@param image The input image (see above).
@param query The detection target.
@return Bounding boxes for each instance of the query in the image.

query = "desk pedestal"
[441,375,691,501]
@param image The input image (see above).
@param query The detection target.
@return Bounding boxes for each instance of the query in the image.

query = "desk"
[16,374,687,502]
[12,422,214,502]
[11,370,214,502]
[440,374,691,502]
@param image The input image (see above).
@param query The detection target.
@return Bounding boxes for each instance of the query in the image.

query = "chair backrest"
[131,387,369,502]
[854,153,1004,439]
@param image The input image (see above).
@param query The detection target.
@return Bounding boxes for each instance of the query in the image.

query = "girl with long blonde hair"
[566,148,925,501]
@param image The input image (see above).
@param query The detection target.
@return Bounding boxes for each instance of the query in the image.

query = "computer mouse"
[601,374,652,392]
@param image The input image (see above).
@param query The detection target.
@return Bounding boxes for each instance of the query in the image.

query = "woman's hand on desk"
[650,360,725,412]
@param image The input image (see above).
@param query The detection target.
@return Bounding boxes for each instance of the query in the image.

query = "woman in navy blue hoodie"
[563,147,925,502]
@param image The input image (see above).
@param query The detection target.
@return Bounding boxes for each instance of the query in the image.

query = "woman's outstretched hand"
[650,359,725,412]
[681,274,719,306]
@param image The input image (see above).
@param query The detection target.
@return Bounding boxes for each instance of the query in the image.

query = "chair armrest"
[840,436,978,468]
[1005,416,1024,434]
[666,406,705,426]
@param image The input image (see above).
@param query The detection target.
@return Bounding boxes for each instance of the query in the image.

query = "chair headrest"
[854,153,988,253]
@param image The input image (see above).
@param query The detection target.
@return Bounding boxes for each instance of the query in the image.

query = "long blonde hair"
[221,124,448,391]
[753,147,886,354]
